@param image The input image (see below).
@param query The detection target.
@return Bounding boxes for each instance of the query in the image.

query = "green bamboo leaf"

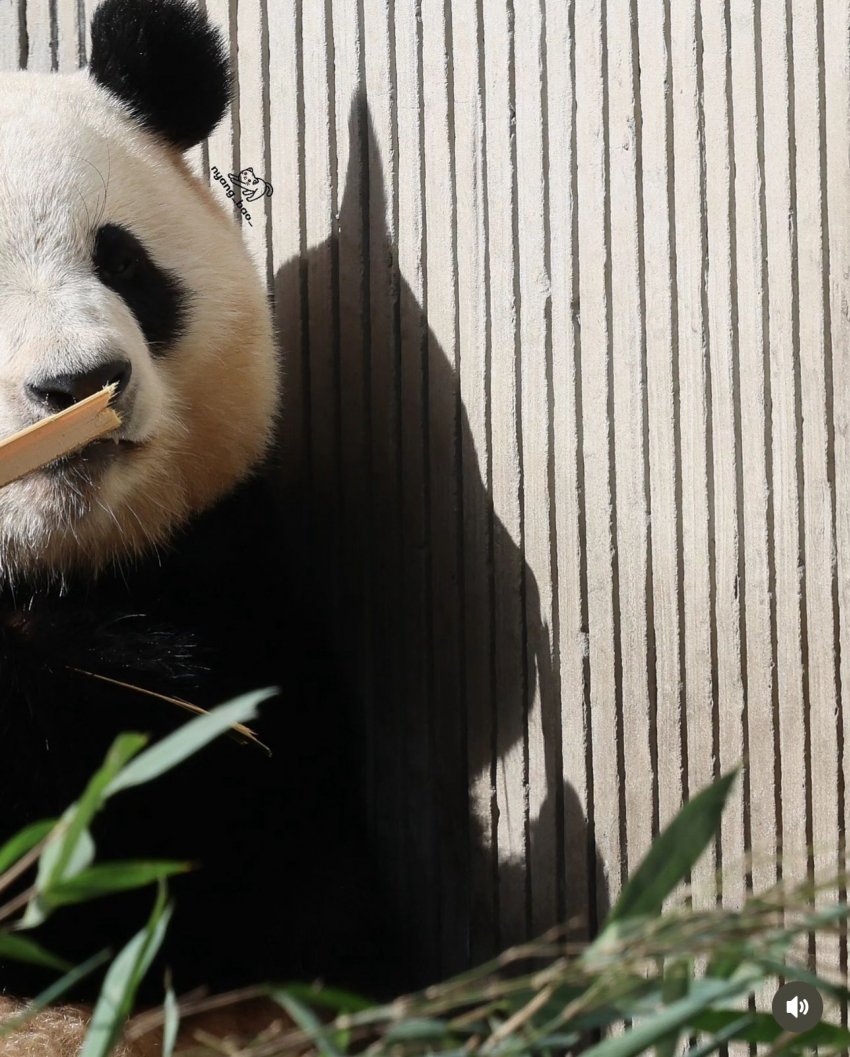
[45,860,190,908]
[273,982,372,1015]
[684,1013,756,1057]
[536,1033,581,1052]
[270,980,370,1048]
[105,689,275,796]
[22,734,148,929]
[692,1009,850,1049]
[272,989,344,1057]
[20,827,97,929]
[45,734,147,879]
[162,979,179,1057]
[705,946,744,980]
[79,885,173,1057]
[0,932,71,973]
[752,956,850,1002]
[655,959,691,1057]
[385,1018,453,1042]
[0,819,55,877]
[580,969,760,1057]
[599,772,737,932]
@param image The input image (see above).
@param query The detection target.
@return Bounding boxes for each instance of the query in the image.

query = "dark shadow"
[270,97,608,987]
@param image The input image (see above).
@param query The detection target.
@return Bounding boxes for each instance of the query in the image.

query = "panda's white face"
[0,71,278,582]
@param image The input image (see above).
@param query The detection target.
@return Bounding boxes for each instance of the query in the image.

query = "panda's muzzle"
[25,357,132,416]
[22,357,142,474]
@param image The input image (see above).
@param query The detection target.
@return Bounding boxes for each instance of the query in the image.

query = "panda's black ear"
[89,0,230,150]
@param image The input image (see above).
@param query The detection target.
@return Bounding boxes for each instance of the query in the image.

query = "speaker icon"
[772,982,823,1032]
[786,995,809,1018]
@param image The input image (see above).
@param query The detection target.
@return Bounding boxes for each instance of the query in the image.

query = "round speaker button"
[772,982,823,1033]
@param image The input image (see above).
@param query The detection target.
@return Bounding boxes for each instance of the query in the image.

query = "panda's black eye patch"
[93,223,187,355]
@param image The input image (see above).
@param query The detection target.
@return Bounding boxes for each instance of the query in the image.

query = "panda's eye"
[92,223,187,355]
[104,251,138,281]
[93,225,145,285]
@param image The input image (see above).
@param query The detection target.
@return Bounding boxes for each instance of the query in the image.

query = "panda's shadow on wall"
[271,99,608,985]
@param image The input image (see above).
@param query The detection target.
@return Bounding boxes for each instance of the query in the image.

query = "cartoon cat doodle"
[228,167,273,202]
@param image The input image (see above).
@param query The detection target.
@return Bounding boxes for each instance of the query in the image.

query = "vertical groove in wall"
[260,0,273,289]
[731,0,748,909]
[600,0,629,893]
[537,0,567,924]
[48,0,57,69]
[227,0,240,222]
[785,0,817,963]
[387,6,405,872]
[195,0,210,180]
[325,0,341,508]
[382,0,441,977]
[23,0,52,70]
[543,0,594,937]
[294,0,312,490]
[504,0,529,940]
[417,0,467,972]
[266,0,308,499]
[454,0,496,965]
[671,0,716,907]
[807,0,841,972]
[702,0,746,908]
[608,0,653,884]
[664,0,689,823]
[636,0,683,896]
[814,0,845,923]
[822,0,850,995]
[27,0,850,976]
[638,0,688,856]
[575,0,622,919]
[75,0,84,65]
[694,0,723,898]
[472,0,500,957]
[54,0,75,70]
[482,0,526,950]
[788,0,846,978]
[728,0,768,916]
[505,0,532,939]
[752,0,783,901]
[516,0,561,938]
[386,0,409,974]
[724,0,749,887]
[630,0,659,845]
[445,0,470,972]
[402,0,439,976]
[18,0,28,68]
[565,0,596,934]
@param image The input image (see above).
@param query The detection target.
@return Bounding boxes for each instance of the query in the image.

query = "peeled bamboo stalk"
[0,386,121,488]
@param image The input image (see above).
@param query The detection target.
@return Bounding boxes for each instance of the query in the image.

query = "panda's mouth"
[74,436,142,459]
[45,436,143,476]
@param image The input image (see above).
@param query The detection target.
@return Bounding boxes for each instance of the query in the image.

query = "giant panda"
[0,0,401,1047]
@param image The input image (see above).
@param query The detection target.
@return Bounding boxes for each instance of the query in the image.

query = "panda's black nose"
[25,358,132,414]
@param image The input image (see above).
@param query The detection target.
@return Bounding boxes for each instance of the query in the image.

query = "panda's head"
[0,0,278,583]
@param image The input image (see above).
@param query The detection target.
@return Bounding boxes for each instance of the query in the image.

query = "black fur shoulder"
[0,479,399,999]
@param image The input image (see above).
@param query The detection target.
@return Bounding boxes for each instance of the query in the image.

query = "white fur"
[0,71,279,582]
